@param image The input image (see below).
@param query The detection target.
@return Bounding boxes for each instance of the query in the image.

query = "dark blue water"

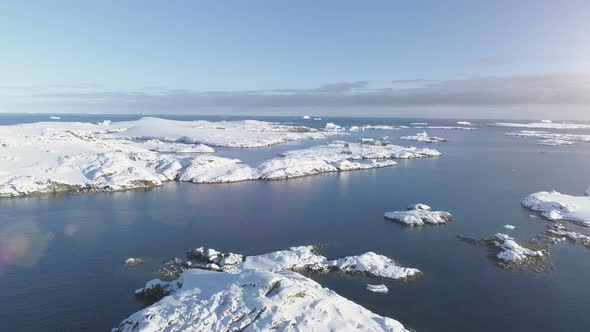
[1,114,590,332]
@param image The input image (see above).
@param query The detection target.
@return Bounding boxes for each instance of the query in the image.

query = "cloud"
[3,74,590,119]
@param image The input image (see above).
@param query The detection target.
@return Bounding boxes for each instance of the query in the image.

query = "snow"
[385,204,453,226]
[412,126,476,130]
[257,141,439,180]
[116,246,418,332]
[493,233,543,262]
[123,257,144,266]
[106,117,333,148]
[507,130,590,146]
[178,155,257,183]
[117,269,410,332]
[492,121,590,129]
[400,132,447,143]
[325,122,346,131]
[366,284,389,294]
[504,225,516,230]
[0,119,440,197]
[545,224,590,243]
[243,246,420,281]
[522,191,590,225]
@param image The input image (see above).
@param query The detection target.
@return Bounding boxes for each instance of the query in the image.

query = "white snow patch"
[117,269,410,332]
[117,246,418,331]
[400,132,447,143]
[384,203,453,226]
[507,130,590,146]
[366,284,389,294]
[522,191,590,225]
[325,122,346,131]
[492,121,590,129]
[493,233,543,262]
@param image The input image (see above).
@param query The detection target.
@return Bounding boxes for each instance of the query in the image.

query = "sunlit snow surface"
[115,246,418,332]
[0,118,441,197]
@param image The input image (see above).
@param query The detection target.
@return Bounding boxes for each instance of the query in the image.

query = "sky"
[1,0,590,119]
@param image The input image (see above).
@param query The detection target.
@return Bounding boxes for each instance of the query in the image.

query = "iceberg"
[385,204,453,226]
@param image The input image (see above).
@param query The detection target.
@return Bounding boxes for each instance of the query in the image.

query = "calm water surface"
[1,115,590,331]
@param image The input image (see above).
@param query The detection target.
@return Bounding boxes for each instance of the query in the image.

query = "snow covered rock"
[544,224,590,248]
[493,233,544,262]
[325,122,346,131]
[522,191,590,226]
[507,130,590,146]
[492,121,590,129]
[118,246,419,332]
[178,155,257,183]
[116,269,410,332]
[400,132,447,143]
[257,141,439,180]
[123,257,144,266]
[385,204,453,226]
[366,284,389,294]
[107,117,333,148]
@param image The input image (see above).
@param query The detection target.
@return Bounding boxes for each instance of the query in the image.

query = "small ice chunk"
[325,122,345,131]
[457,121,472,125]
[49,116,61,120]
[366,284,389,293]
[504,225,516,230]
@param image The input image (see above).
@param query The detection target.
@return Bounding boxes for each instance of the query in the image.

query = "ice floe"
[507,130,590,146]
[302,115,311,119]
[366,284,389,294]
[522,191,590,226]
[492,121,590,129]
[116,245,418,332]
[400,132,447,143]
[493,233,544,262]
[385,204,453,226]
[457,121,472,125]
[504,225,516,230]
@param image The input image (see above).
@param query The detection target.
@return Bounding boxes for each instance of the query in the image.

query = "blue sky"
[1,1,590,118]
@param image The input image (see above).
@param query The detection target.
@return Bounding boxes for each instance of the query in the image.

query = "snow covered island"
[400,132,447,143]
[114,245,420,332]
[522,190,590,226]
[0,118,442,198]
[385,203,453,226]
